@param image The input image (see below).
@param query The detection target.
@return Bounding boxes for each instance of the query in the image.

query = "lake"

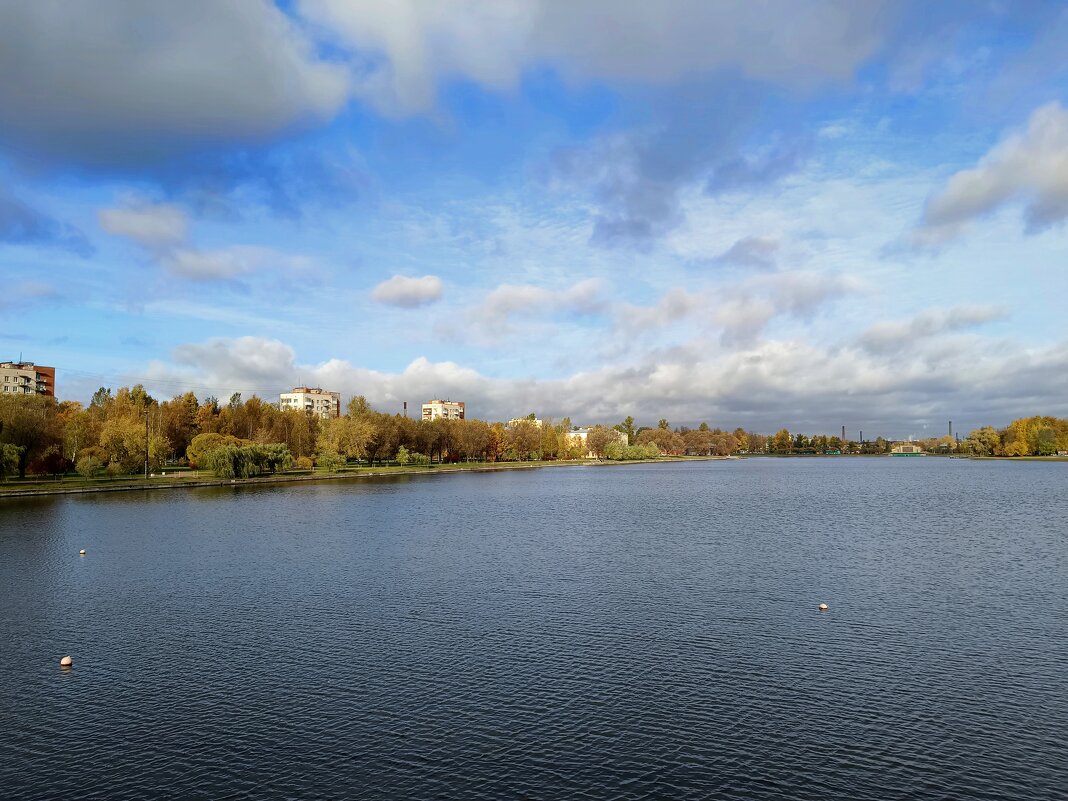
[1,458,1066,800]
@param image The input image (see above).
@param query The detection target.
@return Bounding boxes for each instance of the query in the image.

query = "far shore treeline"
[1,386,1067,482]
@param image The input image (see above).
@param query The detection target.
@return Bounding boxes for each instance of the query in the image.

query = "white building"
[563,427,628,457]
[422,399,465,421]
[507,417,543,428]
[1,361,55,397]
[279,386,341,419]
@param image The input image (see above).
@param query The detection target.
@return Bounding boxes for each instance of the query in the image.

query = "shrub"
[316,450,346,473]
[76,455,103,479]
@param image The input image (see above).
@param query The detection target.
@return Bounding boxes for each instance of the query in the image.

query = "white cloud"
[0,1,349,162]
[859,305,1006,353]
[468,278,609,335]
[303,0,885,114]
[98,200,188,248]
[161,246,306,282]
[97,197,313,283]
[615,270,860,342]
[371,274,443,307]
[917,102,1068,246]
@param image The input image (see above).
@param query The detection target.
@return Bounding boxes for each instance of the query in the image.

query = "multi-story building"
[422,399,465,421]
[279,387,341,419]
[0,361,55,397]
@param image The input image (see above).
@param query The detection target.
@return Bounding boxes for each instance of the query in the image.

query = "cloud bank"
[124,325,1068,440]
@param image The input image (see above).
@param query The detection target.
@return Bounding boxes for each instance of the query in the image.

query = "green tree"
[0,443,24,482]
[316,450,346,472]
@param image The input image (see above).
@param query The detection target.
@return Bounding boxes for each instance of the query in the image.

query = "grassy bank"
[0,456,725,499]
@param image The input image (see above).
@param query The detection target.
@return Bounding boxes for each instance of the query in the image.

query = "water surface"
[2,459,1066,799]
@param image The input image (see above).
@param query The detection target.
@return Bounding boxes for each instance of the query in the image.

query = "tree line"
[1,387,1065,481]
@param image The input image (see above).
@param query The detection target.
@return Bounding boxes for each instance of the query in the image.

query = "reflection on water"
[1,459,1066,800]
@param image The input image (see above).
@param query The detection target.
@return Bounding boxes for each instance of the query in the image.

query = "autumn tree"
[586,425,620,459]
[506,420,541,461]
[0,394,64,478]
[771,429,792,453]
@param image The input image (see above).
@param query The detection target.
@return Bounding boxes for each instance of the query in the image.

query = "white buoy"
[60,656,72,668]
[818,603,829,611]
[79,549,86,556]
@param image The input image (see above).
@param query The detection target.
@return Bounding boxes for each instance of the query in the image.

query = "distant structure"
[507,417,543,428]
[1,361,55,397]
[422,399,465,421]
[563,427,627,457]
[279,387,341,419]
[890,443,924,456]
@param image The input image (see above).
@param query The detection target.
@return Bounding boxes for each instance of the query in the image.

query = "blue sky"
[2,0,1067,438]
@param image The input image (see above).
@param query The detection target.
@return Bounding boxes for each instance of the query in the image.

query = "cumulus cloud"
[304,0,885,115]
[371,274,444,307]
[916,102,1068,246]
[98,200,188,248]
[0,187,92,256]
[859,305,1006,353]
[0,1,349,165]
[127,331,1068,438]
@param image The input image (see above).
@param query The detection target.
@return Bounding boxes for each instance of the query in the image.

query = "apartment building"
[422,399,465,421]
[279,387,341,419]
[0,361,55,397]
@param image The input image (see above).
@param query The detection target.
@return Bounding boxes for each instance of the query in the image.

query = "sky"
[2,0,1067,439]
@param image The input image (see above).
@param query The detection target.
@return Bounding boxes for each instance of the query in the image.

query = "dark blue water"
[1,459,1066,800]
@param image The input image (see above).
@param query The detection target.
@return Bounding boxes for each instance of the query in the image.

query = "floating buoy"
[60,656,72,668]
[818,603,829,611]
[79,549,86,556]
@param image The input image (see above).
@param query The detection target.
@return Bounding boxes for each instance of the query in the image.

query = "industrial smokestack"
[404,401,408,417]
[842,426,846,441]
[948,420,952,438]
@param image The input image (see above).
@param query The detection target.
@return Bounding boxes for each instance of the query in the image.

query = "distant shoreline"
[4,452,1065,500]
[0,456,730,500]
